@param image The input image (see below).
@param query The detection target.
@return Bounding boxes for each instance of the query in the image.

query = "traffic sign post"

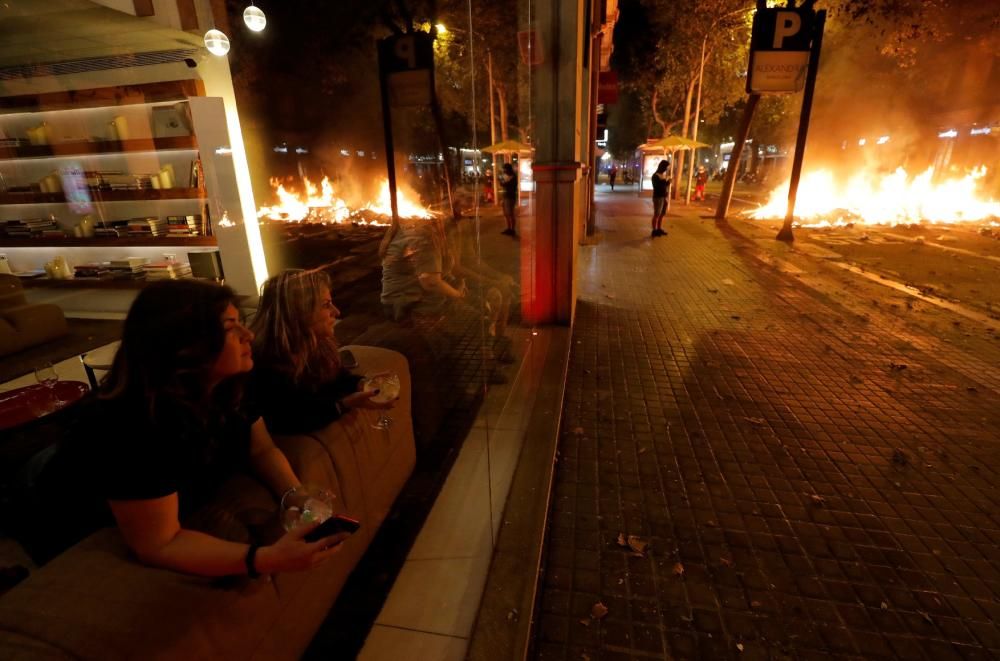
[377,32,436,228]
[777,9,826,242]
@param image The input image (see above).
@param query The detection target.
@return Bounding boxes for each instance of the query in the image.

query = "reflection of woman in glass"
[250,269,392,436]
[499,163,518,236]
[32,280,347,574]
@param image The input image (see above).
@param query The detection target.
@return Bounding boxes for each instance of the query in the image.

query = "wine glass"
[280,485,335,532]
[33,363,61,407]
[362,372,400,430]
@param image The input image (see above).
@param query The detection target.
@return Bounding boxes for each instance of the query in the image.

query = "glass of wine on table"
[361,372,400,430]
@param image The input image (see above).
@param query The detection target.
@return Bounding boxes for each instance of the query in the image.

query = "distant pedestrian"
[651,159,670,237]
[499,163,518,236]
[694,166,708,201]
[609,165,618,191]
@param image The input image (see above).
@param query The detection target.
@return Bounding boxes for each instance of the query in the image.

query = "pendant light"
[243,4,267,32]
[204,29,231,56]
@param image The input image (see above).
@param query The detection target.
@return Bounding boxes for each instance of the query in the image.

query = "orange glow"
[749,166,1000,226]
[257,177,435,224]
[257,176,352,223]
[365,180,434,219]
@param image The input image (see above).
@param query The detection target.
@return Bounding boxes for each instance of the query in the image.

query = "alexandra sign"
[747,7,816,94]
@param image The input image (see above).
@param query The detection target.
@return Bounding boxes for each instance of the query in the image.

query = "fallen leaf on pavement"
[720,557,734,568]
[616,533,627,547]
[810,494,826,506]
[880,601,889,610]
[627,535,649,554]
[590,602,609,620]
[737,643,745,652]
[673,562,685,577]
[579,618,591,627]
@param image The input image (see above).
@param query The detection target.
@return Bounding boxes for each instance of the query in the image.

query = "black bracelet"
[245,543,261,579]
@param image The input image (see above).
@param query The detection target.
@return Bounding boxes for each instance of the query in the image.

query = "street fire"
[257,177,434,225]
[365,180,434,219]
[749,166,1000,226]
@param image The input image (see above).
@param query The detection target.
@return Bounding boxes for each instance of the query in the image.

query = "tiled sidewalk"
[535,192,1000,660]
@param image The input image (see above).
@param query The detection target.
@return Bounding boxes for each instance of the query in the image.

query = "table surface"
[0,381,89,432]
[82,341,120,370]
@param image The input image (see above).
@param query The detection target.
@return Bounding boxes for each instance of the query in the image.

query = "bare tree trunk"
[496,84,510,142]
[651,88,667,137]
[674,76,696,199]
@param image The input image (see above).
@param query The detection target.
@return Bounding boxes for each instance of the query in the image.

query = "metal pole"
[487,50,499,206]
[778,9,826,242]
[686,35,707,205]
[715,93,759,221]
[377,59,400,228]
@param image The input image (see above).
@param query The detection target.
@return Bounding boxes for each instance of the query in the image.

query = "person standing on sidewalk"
[499,163,518,237]
[694,166,708,201]
[609,164,618,191]
[650,159,670,237]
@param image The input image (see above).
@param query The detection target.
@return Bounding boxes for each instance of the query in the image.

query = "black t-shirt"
[250,364,362,436]
[25,392,258,561]
[500,172,517,199]
[651,171,670,198]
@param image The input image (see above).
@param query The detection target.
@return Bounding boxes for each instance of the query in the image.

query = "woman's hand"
[255,521,350,573]
[341,389,395,410]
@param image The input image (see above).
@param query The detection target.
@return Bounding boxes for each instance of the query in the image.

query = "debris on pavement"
[892,449,909,467]
[590,602,609,620]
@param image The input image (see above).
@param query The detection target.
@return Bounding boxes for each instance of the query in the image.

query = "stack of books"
[94,219,130,238]
[109,257,149,280]
[2,218,63,238]
[144,261,192,281]
[73,262,113,279]
[165,215,203,237]
[127,217,166,237]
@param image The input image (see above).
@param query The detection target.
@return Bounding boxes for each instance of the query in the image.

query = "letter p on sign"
[394,36,417,69]
[773,12,801,48]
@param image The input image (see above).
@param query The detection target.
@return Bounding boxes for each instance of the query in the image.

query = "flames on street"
[257,176,433,225]
[749,166,1000,227]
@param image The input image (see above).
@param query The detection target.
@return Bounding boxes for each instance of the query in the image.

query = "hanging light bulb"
[204,29,231,56]
[243,4,266,32]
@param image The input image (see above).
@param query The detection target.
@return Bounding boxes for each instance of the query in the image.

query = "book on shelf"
[73,262,114,279]
[144,261,192,281]
[2,218,61,237]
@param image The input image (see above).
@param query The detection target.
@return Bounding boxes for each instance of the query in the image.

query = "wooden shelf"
[20,278,149,290]
[0,236,216,248]
[0,136,198,160]
[0,80,204,114]
[0,187,204,205]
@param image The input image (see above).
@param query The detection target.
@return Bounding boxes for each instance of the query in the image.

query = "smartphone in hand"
[304,515,361,543]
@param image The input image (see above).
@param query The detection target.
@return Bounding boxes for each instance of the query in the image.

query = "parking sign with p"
[747,7,815,94]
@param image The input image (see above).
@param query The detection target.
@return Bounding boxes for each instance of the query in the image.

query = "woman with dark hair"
[31,280,346,576]
[651,159,670,237]
[250,269,390,435]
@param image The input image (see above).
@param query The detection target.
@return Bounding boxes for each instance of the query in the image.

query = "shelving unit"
[0,187,204,205]
[0,80,218,277]
[0,136,198,161]
[21,278,150,290]
[0,236,216,248]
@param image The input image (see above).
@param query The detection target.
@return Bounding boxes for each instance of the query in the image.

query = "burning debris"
[749,166,1000,227]
[257,176,434,226]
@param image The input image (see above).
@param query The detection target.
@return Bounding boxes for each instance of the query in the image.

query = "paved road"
[535,189,1000,660]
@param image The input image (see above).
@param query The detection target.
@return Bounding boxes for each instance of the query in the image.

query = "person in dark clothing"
[250,269,393,436]
[24,280,347,574]
[609,165,618,190]
[499,163,518,236]
[651,159,670,237]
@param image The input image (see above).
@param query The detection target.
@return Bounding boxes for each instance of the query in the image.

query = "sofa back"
[0,346,415,661]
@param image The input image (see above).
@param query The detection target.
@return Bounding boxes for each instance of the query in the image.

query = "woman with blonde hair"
[250,269,389,436]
